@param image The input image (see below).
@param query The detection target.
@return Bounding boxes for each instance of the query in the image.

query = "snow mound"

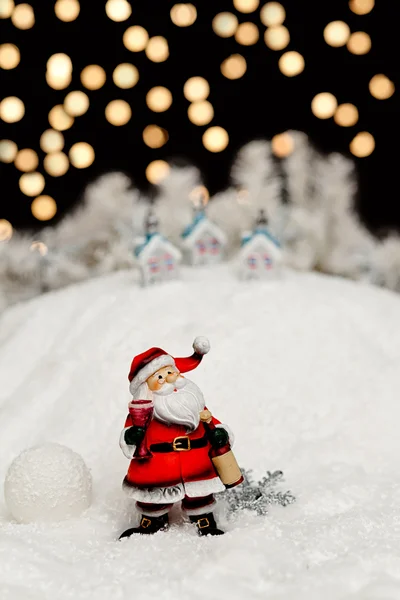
[1,265,400,600]
[4,443,92,523]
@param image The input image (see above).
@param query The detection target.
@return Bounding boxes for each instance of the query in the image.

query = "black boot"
[189,513,224,536]
[119,513,169,539]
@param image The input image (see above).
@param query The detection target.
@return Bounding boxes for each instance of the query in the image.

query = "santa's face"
[146,368,205,431]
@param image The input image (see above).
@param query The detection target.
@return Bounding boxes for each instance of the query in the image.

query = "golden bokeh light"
[113,63,139,89]
[264,25,290,50]
[347,32,371,55]
[69,142,95,168]
[142,125,169,149]
[187,100,214,125]
[11,3,35,29]
[350,132,375,157]
[64,90,89,116]
[80,65,106,90]
[31,196,57,221]
[212,12,238,38]
[46,71,72,90]
[40,129,64,153]
[0,43,20,69]
[349,0,374,15]
[260,2,285,26]
[48,105,74,131]
[233,0,259,13]
[105,99,132,126]
[47,53,72,77]
[0,219,13,242]
[44,152,69,176]
[0,139,17,163]
[183,76,210,102]
[189,185,210,206]
[0,96,25,123]
[323,21,350,47]
[311,93,337,119]
[369,74,395,100]
[202,126,229,152]
[105,0,131,22]
[123,25,149,52]
[235,22,259,45]
[145,36,169,62]
[220,54,247,79]
[30,241,48,255]
[170,4,197,26]
[15,148,38,172]
[146,86,173,112]
[54,0,80,21]
[334,103,359,127]
[0,0,14,19]
[278,51,305,77]
[146,160,170,184]
[19,172,45,196]
[272,132,294,158]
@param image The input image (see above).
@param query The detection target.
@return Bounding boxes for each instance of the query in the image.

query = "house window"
[209,237,220,255]
[263,254,272,269]
[247,255,257,269]
[196,240,207,254]
[164,253,174,270]
[148,257,160,273]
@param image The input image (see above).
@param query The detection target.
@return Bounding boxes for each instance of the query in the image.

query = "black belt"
[150,435,208,453]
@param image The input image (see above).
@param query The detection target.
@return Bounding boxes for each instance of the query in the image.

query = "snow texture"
[1,264,400,600]
[4,443,92,523]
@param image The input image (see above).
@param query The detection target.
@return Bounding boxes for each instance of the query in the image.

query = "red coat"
[122,412,227,501]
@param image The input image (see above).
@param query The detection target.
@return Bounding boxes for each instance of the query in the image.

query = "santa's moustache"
[151,377,205,431]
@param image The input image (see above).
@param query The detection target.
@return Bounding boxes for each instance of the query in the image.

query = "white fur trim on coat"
[129,354,175,396]
[216,423,235,447]
[193,336,210,355]
[123,479,185,503]
[183,477,225,497]
[122,476,225,503]
[119,427,136,459]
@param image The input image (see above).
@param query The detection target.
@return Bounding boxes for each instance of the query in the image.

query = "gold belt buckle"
[172,436,191,451]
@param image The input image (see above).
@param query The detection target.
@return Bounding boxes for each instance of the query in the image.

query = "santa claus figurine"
[119,336,234,538]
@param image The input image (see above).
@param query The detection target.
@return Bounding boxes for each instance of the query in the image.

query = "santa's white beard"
[151,377,205,431]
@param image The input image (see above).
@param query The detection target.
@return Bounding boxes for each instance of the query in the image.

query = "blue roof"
[181,210,206,239]
[134,232,162,257]
[241,226,281,248]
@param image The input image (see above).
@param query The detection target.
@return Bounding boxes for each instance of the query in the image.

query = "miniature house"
[134,209,182,286]
[237,210,282,280]
[181,208,227,266]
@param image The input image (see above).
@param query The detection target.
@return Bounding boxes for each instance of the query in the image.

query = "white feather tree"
[208,140,282,254]
[368,235,400,291]
[314,152,377,278]
[279,131,325,271]
[152,165,202,245]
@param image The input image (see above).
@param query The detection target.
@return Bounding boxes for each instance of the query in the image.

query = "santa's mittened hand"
[124,426,146,446]
[193,336,210,355]
[209,427,229,448]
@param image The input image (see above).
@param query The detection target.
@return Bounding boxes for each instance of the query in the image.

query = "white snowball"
[4,443,92,523]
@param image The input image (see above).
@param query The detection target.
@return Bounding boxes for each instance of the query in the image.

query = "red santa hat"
[128,336,210,396]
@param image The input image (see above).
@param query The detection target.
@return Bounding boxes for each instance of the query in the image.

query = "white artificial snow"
[1,265,400,600]
[4,443,92,523]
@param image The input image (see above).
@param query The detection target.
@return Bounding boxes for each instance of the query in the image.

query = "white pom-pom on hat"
[193,336,210,355]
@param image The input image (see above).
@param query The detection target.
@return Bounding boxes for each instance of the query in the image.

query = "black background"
[0,0,398,235]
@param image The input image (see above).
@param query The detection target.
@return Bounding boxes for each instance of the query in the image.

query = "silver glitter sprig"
[224,469,295,516]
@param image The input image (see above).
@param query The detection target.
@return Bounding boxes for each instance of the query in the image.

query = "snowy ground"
[1,265,400,600]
